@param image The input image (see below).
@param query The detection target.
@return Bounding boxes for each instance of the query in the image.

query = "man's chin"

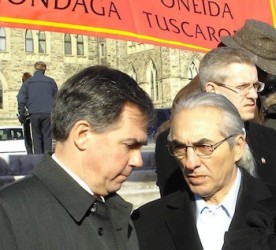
[241,113,255,121]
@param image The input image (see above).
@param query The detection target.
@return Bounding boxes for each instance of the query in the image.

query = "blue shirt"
[195,169,241,250]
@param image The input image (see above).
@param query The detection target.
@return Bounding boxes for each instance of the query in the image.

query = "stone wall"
[0,27,204,126]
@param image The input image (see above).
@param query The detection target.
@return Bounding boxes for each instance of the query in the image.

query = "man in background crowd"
[17,61,58,154]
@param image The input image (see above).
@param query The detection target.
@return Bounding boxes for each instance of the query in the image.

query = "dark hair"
[34,61,46,70]
[22,72,32,82]
[257,67,276,96]
[52,65,154,141]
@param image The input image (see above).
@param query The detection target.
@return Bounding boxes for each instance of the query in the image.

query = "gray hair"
[168,92,256,176]
[199,47,258,89]
[52,65,154,141]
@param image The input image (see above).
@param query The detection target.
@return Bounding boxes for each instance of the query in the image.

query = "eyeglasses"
[212,81,265,95]
[167,135,234,159]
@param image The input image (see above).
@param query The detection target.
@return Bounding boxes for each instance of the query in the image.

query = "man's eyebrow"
[172,138,212,145]
[194,138,212,144]
[171,139,185,146]
[124,139,148,146]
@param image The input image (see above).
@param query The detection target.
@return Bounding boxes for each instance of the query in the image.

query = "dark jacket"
[263,93,276,131]
[156,121,276,196]
[132,169,276,250]
[0,154,139,250]
[17,70,58,115]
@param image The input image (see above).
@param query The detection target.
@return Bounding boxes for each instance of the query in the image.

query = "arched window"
[76,35,84,55]
[98,41,106,58]
[25,30,33,52]
[128,65,137,82]
[147,60,158,100]
[0,80,2,109]
[0,27,6,51]
[64,34,72,55]
[38,31,46,53]
[188,60,199,80]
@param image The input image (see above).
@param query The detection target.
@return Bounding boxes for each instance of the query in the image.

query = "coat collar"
[164,190,203,250]
[163,169,275,250]
[31,154,100,223]
[229,168,274,230]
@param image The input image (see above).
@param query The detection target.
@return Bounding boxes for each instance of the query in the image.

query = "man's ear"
[71,120,91,151]
[234,135,246,162]
[205,82,216,93]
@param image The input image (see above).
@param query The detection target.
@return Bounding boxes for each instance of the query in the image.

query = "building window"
[188,61,199,80]
[99,42,106,57]
[64,34,72,55]
[76,35,84,55]
[128,65,137,82]
[154,71,159,100]
[0,27,6,51]
[0,80,2,109]
[38,31,46,53]
[147,60,158,100]
[25,30,34,52]
[150,73,154,100]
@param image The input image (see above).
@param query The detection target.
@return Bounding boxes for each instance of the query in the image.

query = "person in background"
[0,65,154,250]
[200,47,276,184]
[132,92,276,250]
[156,19,276,196]
[263,92,276,130]
[261,74,276,131]
[220,19,276,125]
[17,72,33,154]
[17,61,58,154]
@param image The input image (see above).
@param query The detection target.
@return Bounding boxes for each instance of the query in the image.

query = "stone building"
[0,27,204,126]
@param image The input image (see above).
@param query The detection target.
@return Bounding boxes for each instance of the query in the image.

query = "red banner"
[0,0,275,52]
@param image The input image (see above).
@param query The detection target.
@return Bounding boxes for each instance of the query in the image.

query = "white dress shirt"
[195,169,241,250]
[52,153,105,202]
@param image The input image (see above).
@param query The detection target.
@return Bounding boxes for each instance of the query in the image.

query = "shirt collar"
[195,168,241,218]
[52,153,105,202]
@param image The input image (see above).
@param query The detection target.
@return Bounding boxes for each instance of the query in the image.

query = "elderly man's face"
[206,63,258,121]
[171,107,244,204]
[80,103,148,196]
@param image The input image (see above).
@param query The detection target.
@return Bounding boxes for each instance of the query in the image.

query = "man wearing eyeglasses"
[201,47,276,185]
[132,92,276,250]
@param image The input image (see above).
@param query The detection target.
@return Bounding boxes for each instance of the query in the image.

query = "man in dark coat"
[133,93,276,250]
[0,66,154,250]
[17,61,58,154]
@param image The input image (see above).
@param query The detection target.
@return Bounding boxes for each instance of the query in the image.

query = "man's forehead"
[171,107,222,139]
[224,63,257,82]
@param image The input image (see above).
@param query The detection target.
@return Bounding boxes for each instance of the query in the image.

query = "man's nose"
[246,85,258,99]
[181,147,201,170]
[129,150,143,168]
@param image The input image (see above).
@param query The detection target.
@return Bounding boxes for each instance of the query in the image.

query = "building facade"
[0,27,204,126]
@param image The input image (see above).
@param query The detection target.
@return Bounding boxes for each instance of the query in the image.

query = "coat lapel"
[223,170,276,249]
[32,154,95,222]
[165,191,203,250]
[229,169,273,230]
